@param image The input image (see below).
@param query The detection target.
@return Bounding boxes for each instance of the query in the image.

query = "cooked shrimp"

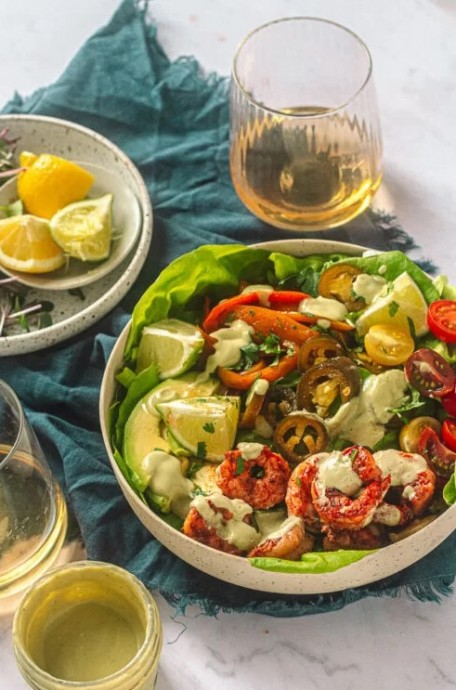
[182,493,260,555]
[285,455,323,530]
[216,444,291,510]
[373,450,436,528]
[311,446,391,531]
[248,516,314,560]
[322,524,386,551]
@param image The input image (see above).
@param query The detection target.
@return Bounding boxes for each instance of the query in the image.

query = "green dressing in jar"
[13,561,162,690]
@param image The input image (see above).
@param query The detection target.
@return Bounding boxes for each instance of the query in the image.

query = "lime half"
[137,319,205,378]
[356,272,429,337]
[49,194,113,261]
[156,396,240,462]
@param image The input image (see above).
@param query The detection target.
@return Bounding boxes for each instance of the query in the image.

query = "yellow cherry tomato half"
[364,324,415,366]
[399,416,442,453]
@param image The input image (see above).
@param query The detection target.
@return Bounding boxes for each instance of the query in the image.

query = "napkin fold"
[1,0,454,616]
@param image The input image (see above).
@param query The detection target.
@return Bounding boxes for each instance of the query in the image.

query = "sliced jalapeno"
[297,335,345,372]
[273,412,328,464]
[318,263,365,311]
[296,356,360,417]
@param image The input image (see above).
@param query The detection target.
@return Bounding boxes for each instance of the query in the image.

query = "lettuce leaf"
[334,250,440,304]
[125,245,273,361]
[421,336,456,364]
[433,275,456,300]
[249,549,377,574]
[443,474,456,506]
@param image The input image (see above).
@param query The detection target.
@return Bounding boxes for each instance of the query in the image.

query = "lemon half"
[17,153,94,219]
[0,215,65,274]
[50,194,113,262]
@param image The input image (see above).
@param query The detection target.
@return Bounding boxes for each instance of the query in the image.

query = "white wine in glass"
[230,18,383,231]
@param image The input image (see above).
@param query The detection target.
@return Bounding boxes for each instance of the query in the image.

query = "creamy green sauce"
[254,508,287,538]
[191,493,260,551]
[41,602,142,682]
[142,450,193,519]
[241,284,274,306]
[325,369,408,447]
[205,319,252,375]
[374,449,427,487]
[259,515,302,542]
[237,442,263,460]
[315,451,363,497]
[352,273,387,304]
[299,296,348,321]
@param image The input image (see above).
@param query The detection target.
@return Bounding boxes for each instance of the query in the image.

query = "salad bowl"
[99,239,456,594]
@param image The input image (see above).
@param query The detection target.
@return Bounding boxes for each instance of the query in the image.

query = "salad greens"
[111,244,456,576]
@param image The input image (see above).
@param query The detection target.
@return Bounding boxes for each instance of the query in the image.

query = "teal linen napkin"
[1,0,454,616]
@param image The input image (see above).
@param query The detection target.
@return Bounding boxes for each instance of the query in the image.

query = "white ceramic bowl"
[0,114,152,354]
[99,239,456,594]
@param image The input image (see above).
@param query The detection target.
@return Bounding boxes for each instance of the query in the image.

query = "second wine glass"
[230,17,383,231]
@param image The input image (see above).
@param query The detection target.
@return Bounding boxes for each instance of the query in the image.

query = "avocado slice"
[123,373,220,491]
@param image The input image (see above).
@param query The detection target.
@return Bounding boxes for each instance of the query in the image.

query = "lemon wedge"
[356,272,429,337]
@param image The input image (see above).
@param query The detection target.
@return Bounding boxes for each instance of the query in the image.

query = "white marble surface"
[1,1,456,689]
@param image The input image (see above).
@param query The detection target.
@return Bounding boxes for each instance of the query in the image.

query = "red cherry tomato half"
[442,385,456,416]
[427,300,456,344]
[418,427,456,476]
[442,418,456,453]
[405,348,455,398]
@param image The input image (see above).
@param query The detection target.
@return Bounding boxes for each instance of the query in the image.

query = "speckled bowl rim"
[100,238,456,595]
[0,114,153,355]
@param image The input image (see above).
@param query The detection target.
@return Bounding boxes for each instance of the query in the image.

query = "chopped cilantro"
[196,442,207,460]
[235,455,245,475]
[261,333,281,356]
[388,389,425,422]
[347,448,359,463]
[203,422,215,434]
[388,300,399,317]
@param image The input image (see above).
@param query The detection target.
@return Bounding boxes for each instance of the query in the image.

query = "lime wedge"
[137,319,205,378]
[356,272,429,337]
[156,396,240,462]
[123,373,220,491]
[49,194,113,261]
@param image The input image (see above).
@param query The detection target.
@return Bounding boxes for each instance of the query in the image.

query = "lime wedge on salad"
[50,194,113,261]
[123,373,220,491]
[156,396,240,462]
[356,271,429,337]
[137,319,205,378]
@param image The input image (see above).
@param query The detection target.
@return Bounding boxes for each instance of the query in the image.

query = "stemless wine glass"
[0,380,67,604]
[230,17,383,231]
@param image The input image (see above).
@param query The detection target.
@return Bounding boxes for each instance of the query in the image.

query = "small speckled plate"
[0,115,152,356]
[0,162,142,290]
[100,239,456,595]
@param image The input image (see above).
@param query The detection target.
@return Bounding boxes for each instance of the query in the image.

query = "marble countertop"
[1,1,456,689]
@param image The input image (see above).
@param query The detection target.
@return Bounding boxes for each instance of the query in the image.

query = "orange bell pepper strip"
[267,290,310,311]
[202,293,260,333]
[230,305,316,344]
[217,350,298,391]
[286,311,355,332]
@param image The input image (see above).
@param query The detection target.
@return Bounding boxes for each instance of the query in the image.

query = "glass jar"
[13,561,162,690]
